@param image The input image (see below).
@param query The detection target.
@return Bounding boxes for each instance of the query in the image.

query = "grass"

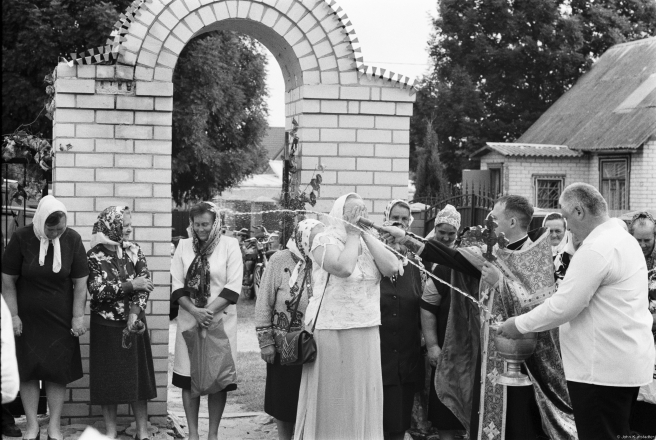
[232,297,267,413]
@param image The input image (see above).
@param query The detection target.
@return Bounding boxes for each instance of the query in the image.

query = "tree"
[413,120,450,200]
[412,0,656,183]
[2,0,132,138]
[172,31,269,205]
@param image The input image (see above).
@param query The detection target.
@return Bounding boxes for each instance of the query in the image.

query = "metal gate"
[422,186,495,236]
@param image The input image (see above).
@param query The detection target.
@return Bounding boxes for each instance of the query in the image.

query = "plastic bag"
[182,319,237,398]
[637,343,656,404]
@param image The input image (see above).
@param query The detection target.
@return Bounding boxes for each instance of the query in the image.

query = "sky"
[263,0,437,127]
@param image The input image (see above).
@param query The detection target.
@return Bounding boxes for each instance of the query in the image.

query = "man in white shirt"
[499,183,655,440]
[1,295,19,404]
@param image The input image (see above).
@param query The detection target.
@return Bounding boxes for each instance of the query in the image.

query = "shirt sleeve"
[1,296,19,404]
[515,248,609,334]
[421,240,481,279]
[170,240,186,293]
[218,239,243,304]
[255,252,286,348]
[128,245,150,312]
[69,232,90,279]
[1,231,23,276]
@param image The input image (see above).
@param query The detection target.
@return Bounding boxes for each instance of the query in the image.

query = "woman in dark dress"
[87,206,157,439]
[419,205,465,440]
[379,200,424,440]
[1,196,88,440]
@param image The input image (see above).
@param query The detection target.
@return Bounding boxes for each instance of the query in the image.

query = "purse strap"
[310,274,330,333]
[286,268,310,332]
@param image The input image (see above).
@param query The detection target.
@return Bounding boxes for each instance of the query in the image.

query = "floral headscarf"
[383,199,414,228]
[90,206,139,264]
[286,219,323,295]
[185,202,222,307]
[32,195,67,273]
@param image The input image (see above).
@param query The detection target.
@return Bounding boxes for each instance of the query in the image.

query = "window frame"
[533,174,566,209]
[598,155,630,211]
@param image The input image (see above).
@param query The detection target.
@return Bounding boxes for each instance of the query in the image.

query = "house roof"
[472,142,584,158]
[260,127,286,160]
[517,37,656,151]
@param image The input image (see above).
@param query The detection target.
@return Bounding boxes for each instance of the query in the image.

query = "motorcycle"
[242,226,279,299]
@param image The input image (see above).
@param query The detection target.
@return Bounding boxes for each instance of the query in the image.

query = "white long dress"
[170,236,243,379]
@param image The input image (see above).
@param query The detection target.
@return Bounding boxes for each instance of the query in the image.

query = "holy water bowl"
[490,323,537,387]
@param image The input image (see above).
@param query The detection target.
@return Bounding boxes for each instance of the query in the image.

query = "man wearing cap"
[381,195,575,440]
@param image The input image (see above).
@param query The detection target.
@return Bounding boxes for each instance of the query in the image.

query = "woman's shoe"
[133,435,150,440]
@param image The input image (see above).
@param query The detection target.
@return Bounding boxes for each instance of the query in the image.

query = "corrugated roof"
[472,142,583,158]
[259,127,285,160]
[517,37,656,151]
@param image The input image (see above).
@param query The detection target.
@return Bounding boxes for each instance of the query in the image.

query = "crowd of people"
[2,183,655,440]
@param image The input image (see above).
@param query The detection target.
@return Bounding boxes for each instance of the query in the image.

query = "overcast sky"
[264,0,437,127]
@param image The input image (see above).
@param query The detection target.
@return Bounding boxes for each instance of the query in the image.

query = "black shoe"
[2,423,22,438]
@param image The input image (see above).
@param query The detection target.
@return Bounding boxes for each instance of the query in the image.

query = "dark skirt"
[89,314,157,405]
[15,284,82,385]
[428,366,464,431]
[264,354,303,423]
[383,381,415,434]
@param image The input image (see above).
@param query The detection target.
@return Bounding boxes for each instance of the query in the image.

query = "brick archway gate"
[52,0,416,423]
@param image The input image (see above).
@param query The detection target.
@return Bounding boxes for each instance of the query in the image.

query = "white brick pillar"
[53,63,170,423]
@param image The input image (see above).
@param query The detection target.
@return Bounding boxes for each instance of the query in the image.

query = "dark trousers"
[567,381,639,440]
[1,405,16,427]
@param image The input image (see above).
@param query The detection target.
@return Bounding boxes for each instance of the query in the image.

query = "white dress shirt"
[516,220,654,386]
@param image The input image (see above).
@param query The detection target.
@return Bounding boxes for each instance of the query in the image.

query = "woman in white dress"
[170,202,243,440]
[294,193,399,439]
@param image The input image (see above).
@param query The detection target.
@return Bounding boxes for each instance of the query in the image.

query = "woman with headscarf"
[87,206,157,439]
[419,205,466,440]
[378,200,424,440]
[255,219,325,440]
[170,202,243,440]
[542,212,575,284]
[294,193,399,440]
[1,195,88,440]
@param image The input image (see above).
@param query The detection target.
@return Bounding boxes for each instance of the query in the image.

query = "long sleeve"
[87,251,125,303]
[1,296,19,404]
[128,245,150,312]
[515,248,608,333]
[218,239,243,304]
[421,240,481,279]
[255,252,286,348]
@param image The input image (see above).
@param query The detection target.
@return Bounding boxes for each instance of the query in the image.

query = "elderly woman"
[1,196,88,440]
[542,212,575,284]
[378,200,424,440]
[255,219,325,440]
[170,202,243,440]
[294,193,399,439]
[419,205,465,440]
[87,206,157,439]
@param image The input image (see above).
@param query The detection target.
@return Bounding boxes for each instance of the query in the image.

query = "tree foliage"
[2,0,132,138]
[412,0,656,183]
[172,31,269,205]
[413,120,450,200]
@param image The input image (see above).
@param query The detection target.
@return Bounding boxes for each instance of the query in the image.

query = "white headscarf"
[542,213,572,257]
[321,192,362,242]
[32,195,67,273]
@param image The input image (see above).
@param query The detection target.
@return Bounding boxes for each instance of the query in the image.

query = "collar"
[507,235,529,251]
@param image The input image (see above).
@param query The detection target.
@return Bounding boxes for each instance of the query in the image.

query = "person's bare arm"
[312,233,361,278]
[71,277,88,336]
[1,274,21,336]
[362,232,399,277]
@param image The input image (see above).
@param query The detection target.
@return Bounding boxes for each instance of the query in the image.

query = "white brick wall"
[52,0,418,422]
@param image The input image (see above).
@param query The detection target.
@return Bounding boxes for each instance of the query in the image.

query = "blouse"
[254,250,310,351]
[87,243,150,321]
[305,232,382,330]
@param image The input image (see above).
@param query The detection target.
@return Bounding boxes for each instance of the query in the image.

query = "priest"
[381,195,577,440]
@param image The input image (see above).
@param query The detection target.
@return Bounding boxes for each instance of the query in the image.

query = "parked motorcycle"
[242,226,279,299]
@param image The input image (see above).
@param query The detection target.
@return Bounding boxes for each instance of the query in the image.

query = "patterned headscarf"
[286,219,323,296]
[185,202,222,307]
[383,199,414,228]
[32,195,67,273]
[434,204,461,231]
[90,206,140,264]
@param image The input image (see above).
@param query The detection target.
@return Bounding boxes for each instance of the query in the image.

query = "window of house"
[599,157,629,210]
[533,175,565,209]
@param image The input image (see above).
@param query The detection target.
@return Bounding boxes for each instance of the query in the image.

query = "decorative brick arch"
[52,0,416,423]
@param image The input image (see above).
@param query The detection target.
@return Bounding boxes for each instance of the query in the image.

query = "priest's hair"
[559,183,608,217]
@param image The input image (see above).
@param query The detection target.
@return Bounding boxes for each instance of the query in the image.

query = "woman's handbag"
[280,272,330,366]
